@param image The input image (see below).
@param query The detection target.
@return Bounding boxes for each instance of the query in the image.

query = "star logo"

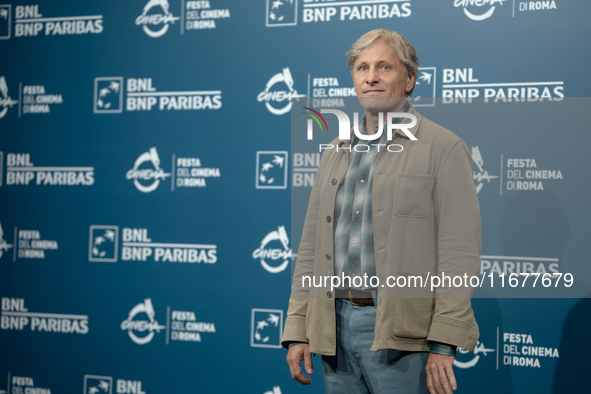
[251,309,283,348]
[83,376,113,394]
[411,67,437,107]
[266,0,297,27]
[94,77,124,114]
[89,225,119,262]
[256,151,288,189]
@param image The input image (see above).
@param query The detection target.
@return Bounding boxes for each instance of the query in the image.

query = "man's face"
[352,40,415,111]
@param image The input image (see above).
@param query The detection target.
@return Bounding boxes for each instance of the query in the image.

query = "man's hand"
[286,343,313,385]
[426,352,457,394]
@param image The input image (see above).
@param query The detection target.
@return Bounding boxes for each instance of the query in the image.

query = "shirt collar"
[354,100,411,144]
[357,100,410,135]
[337,101,419,149]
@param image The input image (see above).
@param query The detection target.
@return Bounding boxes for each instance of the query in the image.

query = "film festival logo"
[126,147,171,193]
[94,77,123,114]
[471,146,498,193]
[410,67,436,107]
[89,225,119,262]
[0,221,14,259]
[251,308,283,348]
[266,0,297,27]
[454,0,506,21]
[83,376,112,394]
[454,338,495,369]
[85,376,147,394]
[136,0,180,37]
[256,151,288,189]
[0,76,18,119]
[252,226,292,273]
[121,298,165,345]
[0,5,11,39]
[257,68,304,115]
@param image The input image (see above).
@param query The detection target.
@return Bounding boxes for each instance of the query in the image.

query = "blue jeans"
[322,299,429,394]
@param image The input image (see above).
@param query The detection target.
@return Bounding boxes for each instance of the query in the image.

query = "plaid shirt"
[333,102,410,290]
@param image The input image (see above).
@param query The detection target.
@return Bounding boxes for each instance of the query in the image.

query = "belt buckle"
[348,289,365,307]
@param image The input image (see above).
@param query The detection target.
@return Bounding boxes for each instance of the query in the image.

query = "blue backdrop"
[0,1,589,393]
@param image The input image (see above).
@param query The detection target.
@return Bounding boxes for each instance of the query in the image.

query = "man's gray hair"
[346,29,419,97]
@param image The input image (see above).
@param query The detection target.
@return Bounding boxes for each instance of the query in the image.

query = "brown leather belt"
[334,289,375,307]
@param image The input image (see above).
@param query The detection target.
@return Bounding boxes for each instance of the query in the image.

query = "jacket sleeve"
[281,155,324,349]
[427,139,481,351]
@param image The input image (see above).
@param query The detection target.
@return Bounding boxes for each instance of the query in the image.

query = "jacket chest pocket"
[394,174,434,218]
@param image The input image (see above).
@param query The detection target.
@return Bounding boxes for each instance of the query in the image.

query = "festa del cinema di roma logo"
[454,0,506,21]
[252,226,292,273]
[126,147,171,193]
[454,339,495,368]
[0,222,14,259]
[257,68,304,115]
[136,0,180,37]
[120,298,165,345]
[0,76,18,119]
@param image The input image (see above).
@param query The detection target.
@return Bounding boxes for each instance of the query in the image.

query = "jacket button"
[331,178,337,185]
[326,216,331,223]
[327,291,332,299]
[326,253,332,261]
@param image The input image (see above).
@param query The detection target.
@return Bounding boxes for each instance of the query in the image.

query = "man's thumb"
[304,351,314,374]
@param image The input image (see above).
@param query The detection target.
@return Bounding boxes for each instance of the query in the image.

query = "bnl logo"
[304,107,417,141]
[84,375,147,394]
[94,77,123,113]
[251,308,283,348]
[89,225,119,262]
[84,376,112,394]
[411,67,436,107]
[256,151,288,189]
[0,5,11,40]
[266,0,297,27]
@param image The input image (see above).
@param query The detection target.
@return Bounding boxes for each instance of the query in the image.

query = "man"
[282,29,481,394]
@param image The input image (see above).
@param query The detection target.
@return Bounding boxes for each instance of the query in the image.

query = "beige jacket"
[282,103,481,354]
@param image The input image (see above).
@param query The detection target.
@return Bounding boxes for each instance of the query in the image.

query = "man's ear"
[406,73,416,93]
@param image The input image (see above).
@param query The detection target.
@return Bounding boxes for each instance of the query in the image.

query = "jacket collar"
[401,102,421,138]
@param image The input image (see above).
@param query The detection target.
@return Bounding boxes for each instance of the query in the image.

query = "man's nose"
[366,67,379,84]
